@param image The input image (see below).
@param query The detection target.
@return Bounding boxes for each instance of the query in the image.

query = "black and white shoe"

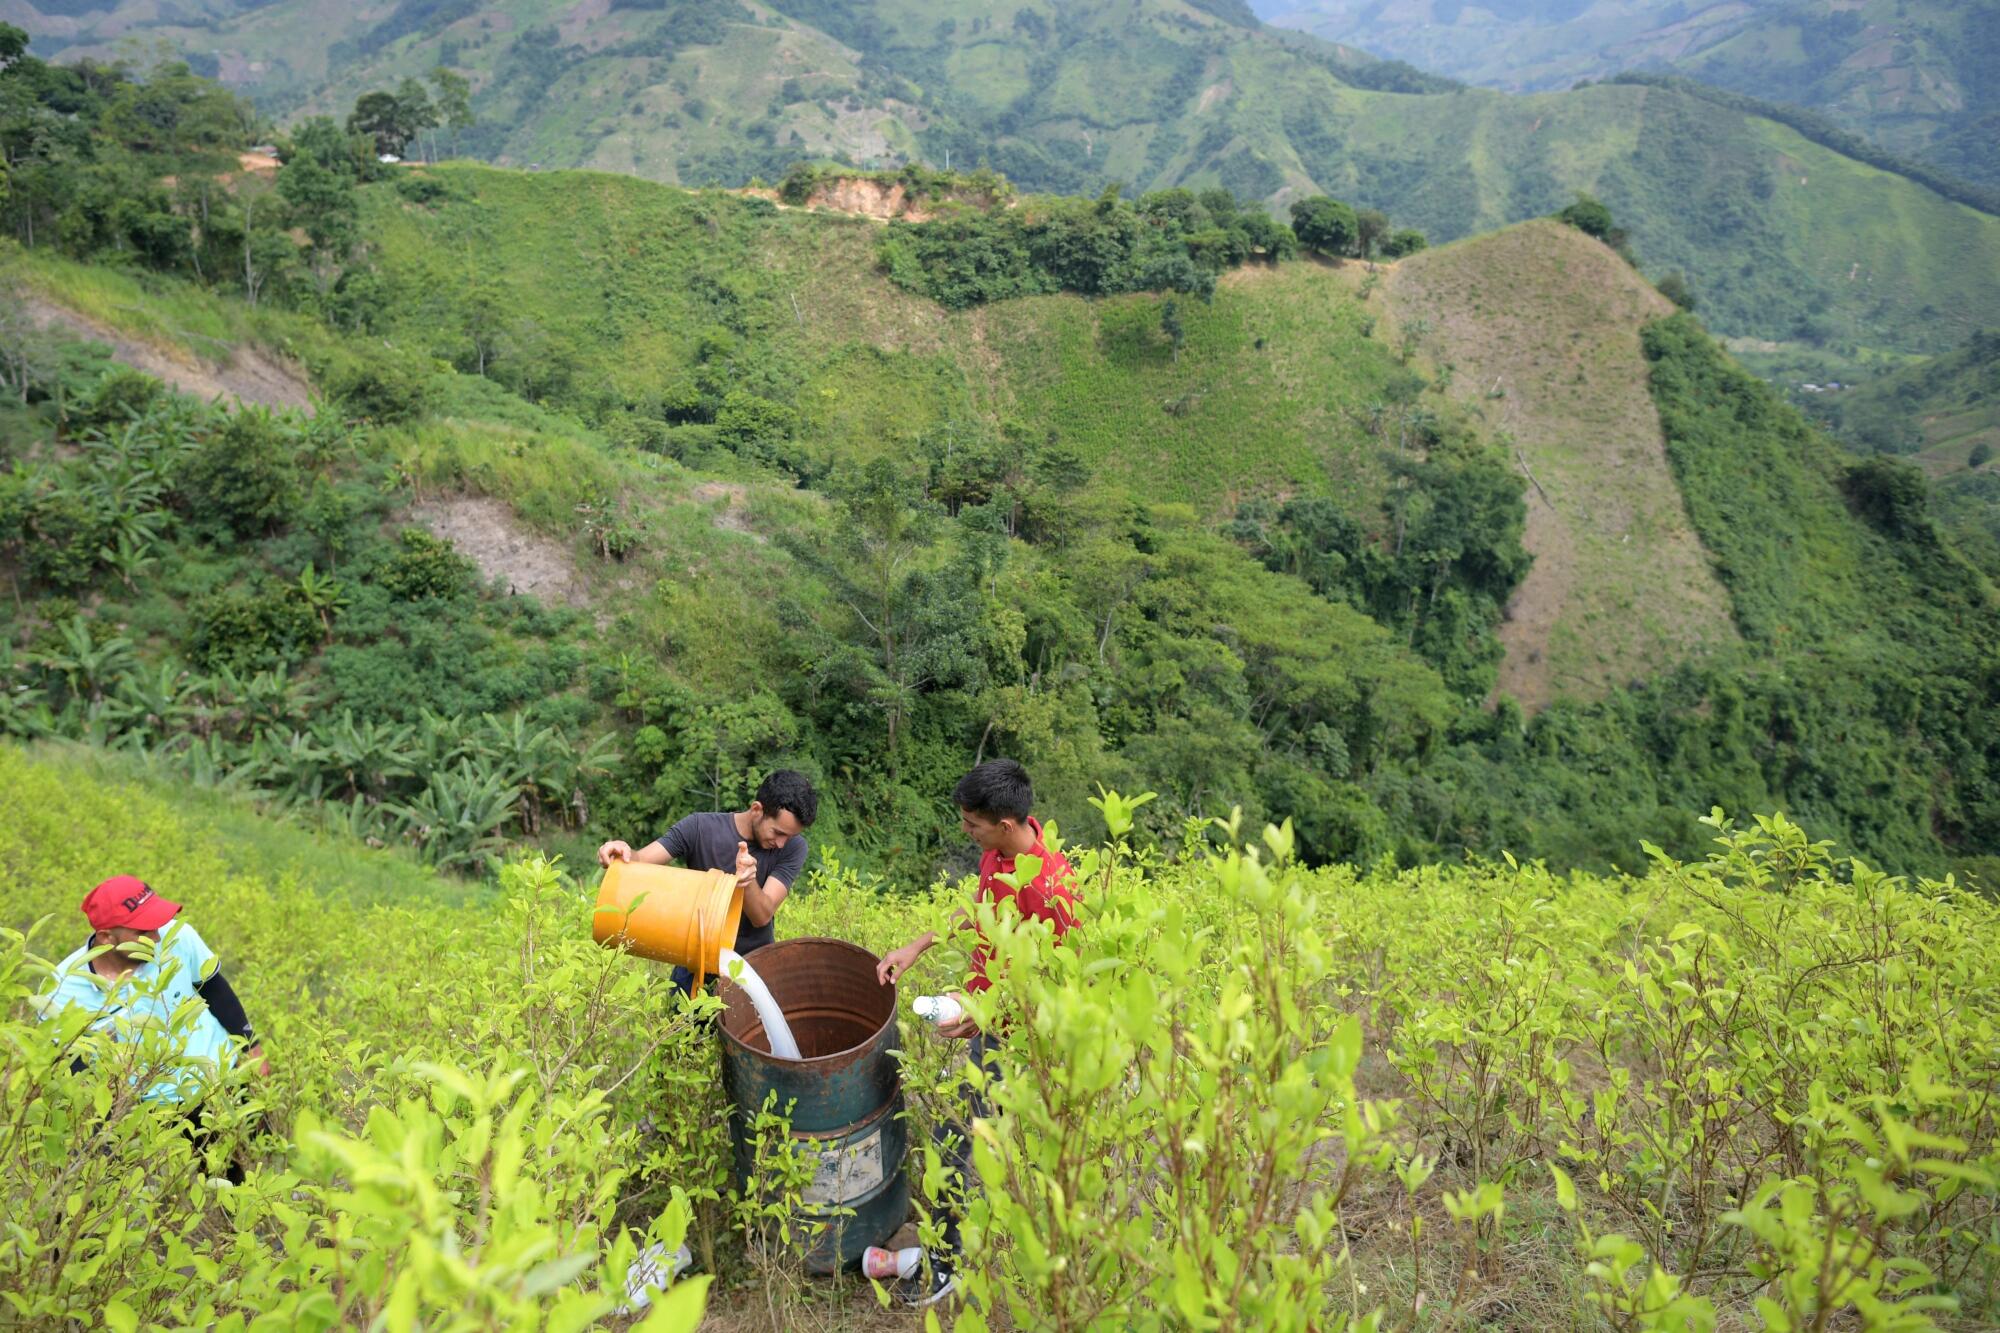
[893,1264,957,1308]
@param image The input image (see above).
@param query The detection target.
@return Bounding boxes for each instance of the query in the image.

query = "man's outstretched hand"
[596,839,634,867]
[876,943,921,986]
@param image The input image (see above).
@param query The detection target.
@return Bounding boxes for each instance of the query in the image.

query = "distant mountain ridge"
[11,0,2000,355]
[1255,0,2000,191]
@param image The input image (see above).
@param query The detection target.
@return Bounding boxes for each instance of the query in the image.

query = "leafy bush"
[69,366,165,432]
[0,809,715,1329]
[186,585,318,673]
[324,353,436,424]
[15,488,110,590]
[173,409,302,543]
[1290,195,1358,256]
[1380,228,1428,258]
[879,186,1294,310]
[392,172,457,205]
[375,527,476,601]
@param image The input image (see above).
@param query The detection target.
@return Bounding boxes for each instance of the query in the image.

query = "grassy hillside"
[5,742,1998,1327]
[354,163,1408,511]
[12,1,2000,357]
[1264,76,2000,355]
[1386,220,1737,709]
[1259,0,2000,190]
[1817,328,2000,466]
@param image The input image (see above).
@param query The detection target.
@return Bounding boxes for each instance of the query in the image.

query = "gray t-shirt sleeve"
[768,836,808,889]
[657,815,700,864]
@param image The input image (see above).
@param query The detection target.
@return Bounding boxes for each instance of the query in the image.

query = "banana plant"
[250,728,335,807]
[392,760,520,874]
[178,733,259,791]
[553,732,621,830]
[476,711,567,833]
[237,666,314,737]
[0,680,54,740]
[36,616,137,707]
[414,708,480,773]
[311,709,418,801]
[312,793,396,849]
[293,562,350,641]
[104,661,200,741]
[95,527,161,590]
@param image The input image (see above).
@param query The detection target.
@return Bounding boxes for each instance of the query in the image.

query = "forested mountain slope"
[1809,328,2000,578]
[1257,0,2000,191]
[10,0,2000,355]
[3,39,1997,879]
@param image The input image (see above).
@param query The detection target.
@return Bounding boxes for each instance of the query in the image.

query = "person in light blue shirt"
[40,875,266,1106]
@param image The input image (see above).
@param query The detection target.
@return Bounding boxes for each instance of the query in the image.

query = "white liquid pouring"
[718,947,802,1061]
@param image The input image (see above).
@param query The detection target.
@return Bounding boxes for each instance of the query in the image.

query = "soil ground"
[22,294,315,414]
[410,496,593,608]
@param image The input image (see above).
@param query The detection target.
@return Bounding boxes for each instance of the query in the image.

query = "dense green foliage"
[10,143,2000,884]
[1318,315,2000,880]
[0,369,604,873]
[0,747,715,1331]
[1,36,254,257]
[4,748,1997,1327]
[0,29,411,331]
[1804,329,2000,579]
[880,184,1297,309]
[1229,430,1530,697]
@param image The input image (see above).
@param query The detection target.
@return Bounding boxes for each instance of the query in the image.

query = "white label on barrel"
[803,1124,886,1207]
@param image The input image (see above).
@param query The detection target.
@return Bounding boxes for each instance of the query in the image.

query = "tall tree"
[429,67,474,159]
[777,459,992,775]
[393,76,438,162]
[277,158,356,299]
[347,91,407,156]
[1354,208,1389,260]
[1289,196,1357,258]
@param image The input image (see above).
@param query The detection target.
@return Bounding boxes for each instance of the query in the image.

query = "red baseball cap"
[81,876,181,932]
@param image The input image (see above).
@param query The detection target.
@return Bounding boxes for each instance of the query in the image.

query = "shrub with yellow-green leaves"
[938,807,2000,1331]
[4,745,1998,1330]
[1,819,720,1328]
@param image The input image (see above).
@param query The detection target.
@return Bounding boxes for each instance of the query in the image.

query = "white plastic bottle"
[912,994,964,1026]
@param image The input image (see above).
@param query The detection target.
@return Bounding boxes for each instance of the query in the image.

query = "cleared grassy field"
[1387,220,1739,708]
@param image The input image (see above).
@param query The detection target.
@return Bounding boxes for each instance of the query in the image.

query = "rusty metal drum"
[717,937,911,1272]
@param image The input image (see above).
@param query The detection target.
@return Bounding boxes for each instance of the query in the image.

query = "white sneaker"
[622,1242,693,1312]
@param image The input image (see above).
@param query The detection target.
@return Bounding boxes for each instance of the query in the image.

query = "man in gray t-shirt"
[596,770,818,992]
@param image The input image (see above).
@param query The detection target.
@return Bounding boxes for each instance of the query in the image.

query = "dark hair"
[953,759,1034,822]
[755,769,818,827]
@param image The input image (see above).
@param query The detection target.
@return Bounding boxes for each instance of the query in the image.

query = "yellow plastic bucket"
[591,861,742,987]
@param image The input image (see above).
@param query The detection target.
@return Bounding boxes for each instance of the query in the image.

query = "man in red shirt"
[873,759,1078,1305]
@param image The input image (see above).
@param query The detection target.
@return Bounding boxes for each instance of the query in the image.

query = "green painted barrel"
[717,937,910,1273]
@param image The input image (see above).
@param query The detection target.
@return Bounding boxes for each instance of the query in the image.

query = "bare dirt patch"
[1386,220,1738,711]
[743,176,936,223]
[22,294,314,413]
[410,496,592,607]
[691,481,758,537]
